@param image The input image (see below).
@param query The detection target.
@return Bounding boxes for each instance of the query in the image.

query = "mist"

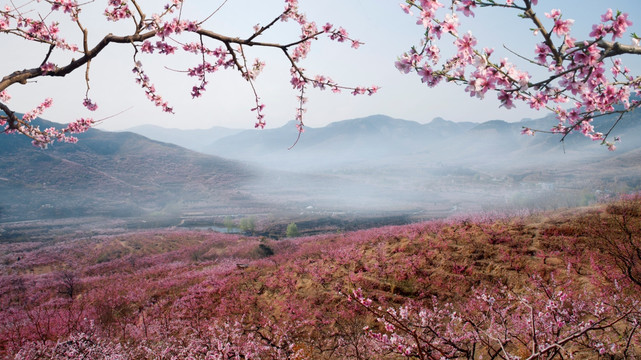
[2,111,640,240]
[201,113,641,219]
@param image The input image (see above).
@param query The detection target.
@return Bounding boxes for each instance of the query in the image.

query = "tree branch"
[593,39,641,57]
[523,6,562,65]
[0,101,19,130]
[0,30,158,92]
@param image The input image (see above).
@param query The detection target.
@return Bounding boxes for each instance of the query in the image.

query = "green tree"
[239,216,256,235]
[286,222,299,238]
[223,216,235,233]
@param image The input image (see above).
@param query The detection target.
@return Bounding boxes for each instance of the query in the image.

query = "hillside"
[1,196,640,358]
[125,124,243,153]
[0,118,259,222]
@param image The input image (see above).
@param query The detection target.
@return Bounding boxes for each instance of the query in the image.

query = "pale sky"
[2,0,640,131]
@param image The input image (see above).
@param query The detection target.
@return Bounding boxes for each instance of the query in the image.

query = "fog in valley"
[2,109,640,241]
[139,111,641,214]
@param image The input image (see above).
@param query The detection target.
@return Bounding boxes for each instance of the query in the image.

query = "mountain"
[0,118,258,222]
[123,112,641,173]
[125,124,243,153]
[202,115,478,170]
[197,112,641,172]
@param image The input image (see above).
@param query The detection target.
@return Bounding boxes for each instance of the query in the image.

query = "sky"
[2,0,641,131]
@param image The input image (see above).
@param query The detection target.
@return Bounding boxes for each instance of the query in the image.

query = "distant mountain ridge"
[146,113,641,171]
[200,115,479,170]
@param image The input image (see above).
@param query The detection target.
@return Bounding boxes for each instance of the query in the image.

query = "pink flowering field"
[1,195,640,359]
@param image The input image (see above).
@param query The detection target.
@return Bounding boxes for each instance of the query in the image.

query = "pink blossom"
[534,43,550,64]
[455,31,477,60]
[545,9,562,19]
[612,12,632,39]
[104,1,131,21]
[563,35,576,49]
[552,18,574,37]
[367,85,380,95]
[426,45,440,64]
[589,23,608,39]
[418,65,440,86]
[141,41,155,53]
[329,27,349,42]
[442,13,459,36]
[290,75,306,89]
[0,90,10,102]
[521,127,534,136]
[498,91,515,109]
[399,3,413,16]
[66,118,94,133]
[456,0,476,17]
[82,98,98,111]
[22,98,53,122]
[417,9,433,29]
[395,52,422,74]
[51,0,77,15]
[601,9,614,22]
[351,87,367,96]
[528,93,548,110]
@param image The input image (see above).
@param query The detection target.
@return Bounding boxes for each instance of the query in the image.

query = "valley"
[2,112,640,242]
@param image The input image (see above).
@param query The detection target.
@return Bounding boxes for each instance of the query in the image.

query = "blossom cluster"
[0,95,95,147]
[0,5,78,50]
[131,61,173,114]
[1,0,375,147]
[397,0,640,149]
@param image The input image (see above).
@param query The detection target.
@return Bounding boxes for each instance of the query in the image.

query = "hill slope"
[0,119,257,221]
[125,124,243,153]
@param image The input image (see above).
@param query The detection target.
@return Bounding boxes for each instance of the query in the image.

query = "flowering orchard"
[0,0,376,148]
[2,196,641,358]
[396,0,640,150]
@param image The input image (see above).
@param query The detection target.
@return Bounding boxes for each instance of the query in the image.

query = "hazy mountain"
[120,113,641,174]
[202,115,478,170]
[125,124,243,153]
[197,112,641,172]
[0,119,258,221]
